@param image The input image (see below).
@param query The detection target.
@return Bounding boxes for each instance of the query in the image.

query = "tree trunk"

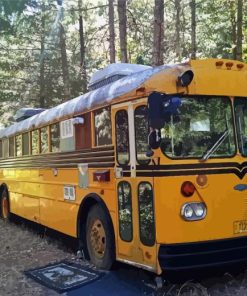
[190,0,196,60]
[40,2,45,108]
[230,1,237,60]
[108,0,116,63]
[59,24,71,101]
[175,0,181,61]
[236,0,243,61]
[152,0,164,66]
[118,0,128,63]
[78,0,87,93]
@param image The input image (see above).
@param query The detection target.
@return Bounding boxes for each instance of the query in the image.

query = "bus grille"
[158,236,247,270]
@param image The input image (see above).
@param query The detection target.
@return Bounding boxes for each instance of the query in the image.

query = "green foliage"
[0,0,246,127]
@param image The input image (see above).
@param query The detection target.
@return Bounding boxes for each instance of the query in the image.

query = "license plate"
[234,220,247,234]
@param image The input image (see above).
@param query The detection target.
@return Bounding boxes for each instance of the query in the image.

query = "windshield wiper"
[201,129,230,161]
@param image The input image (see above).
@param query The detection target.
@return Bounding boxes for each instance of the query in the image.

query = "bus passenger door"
[113,100,157,273]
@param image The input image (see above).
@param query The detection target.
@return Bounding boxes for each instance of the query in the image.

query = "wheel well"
[77,194,115,257]
[0,184,8,198]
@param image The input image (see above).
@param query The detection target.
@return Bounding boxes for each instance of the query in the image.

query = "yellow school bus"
[0,59,247,274]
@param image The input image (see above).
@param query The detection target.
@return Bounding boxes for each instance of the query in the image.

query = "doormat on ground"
[25,261,104,293]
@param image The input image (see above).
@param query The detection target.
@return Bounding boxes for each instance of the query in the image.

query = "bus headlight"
[181,202,207,221]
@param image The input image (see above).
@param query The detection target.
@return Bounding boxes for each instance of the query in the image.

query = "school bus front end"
[155,164,247,271]
[143,59,247,272]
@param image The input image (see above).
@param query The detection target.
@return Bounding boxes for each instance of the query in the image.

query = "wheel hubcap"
[90,219,106,259]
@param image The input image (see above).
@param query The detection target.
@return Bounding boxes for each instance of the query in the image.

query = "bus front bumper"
[158,236,247,271]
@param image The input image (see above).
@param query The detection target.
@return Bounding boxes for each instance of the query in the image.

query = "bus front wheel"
[86,204,115,270]
[0,190,10,220]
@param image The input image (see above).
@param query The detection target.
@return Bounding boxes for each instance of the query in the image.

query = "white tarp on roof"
[0,64,170,138]
[88,63,152,88]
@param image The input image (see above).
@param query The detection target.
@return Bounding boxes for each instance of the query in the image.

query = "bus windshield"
[160,96,236,159]
[235,97,247,157]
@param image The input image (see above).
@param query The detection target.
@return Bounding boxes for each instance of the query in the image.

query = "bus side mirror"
[148,92,165,129]
[148,129,161,150]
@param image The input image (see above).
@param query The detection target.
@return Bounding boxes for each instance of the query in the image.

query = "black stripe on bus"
[0,162,115,169]
[0,146,115,169]
[119,162,247,171]
[136,162,247,171]
[119,163,247,179]
[135,168,247,179]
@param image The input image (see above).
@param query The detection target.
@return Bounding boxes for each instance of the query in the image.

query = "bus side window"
[9,137,15,157]
[0,140,2,158]
[31,130,39,155]
[134,105,150,165]
[75,113,91,150]
[22,132,30,156]
[40,127,49,154]
[138,182,155,246]
[118,181,133,242]
[94,107,112,146]
[115,110,130,165]
[3,139,8,158]
[15,135,22,157]
[51,123,60,152]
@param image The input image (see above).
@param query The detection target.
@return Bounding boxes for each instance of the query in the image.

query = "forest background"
[0,0,246,128]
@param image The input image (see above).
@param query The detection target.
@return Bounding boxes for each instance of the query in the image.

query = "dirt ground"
[2,216,247,296]
[0,216,76,296]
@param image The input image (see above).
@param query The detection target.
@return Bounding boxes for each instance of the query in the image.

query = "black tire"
[86,204,115,270]
[0,190,10,220]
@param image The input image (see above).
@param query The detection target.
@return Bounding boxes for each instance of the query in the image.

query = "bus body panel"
[154,172,247,244]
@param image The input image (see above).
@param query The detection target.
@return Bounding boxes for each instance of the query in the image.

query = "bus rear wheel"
[86,204,115,270]
[0,190,10,220]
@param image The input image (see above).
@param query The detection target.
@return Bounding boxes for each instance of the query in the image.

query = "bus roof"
[0,64,170,139]
[0,58,246,139]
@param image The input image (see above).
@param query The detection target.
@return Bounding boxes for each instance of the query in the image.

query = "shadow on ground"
[9,215,247,296]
